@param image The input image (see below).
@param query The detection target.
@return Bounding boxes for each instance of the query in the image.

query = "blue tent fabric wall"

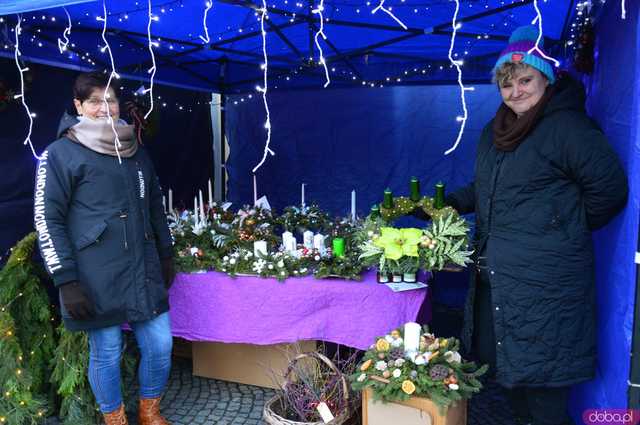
[225,84,501,216]
[569,0,639,416]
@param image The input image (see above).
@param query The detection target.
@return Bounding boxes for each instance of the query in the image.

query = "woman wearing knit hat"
[444,26,628,425]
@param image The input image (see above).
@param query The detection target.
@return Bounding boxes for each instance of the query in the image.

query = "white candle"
[282,231,294,251]
[253,174,257,206]
[303,230,314,249]
[199,190,205,223]
[351,190,356,222]
[404,322,421,355]
[313,234,325,254]
[254,240,268,258]
[193,196,199,226]
[168,189,173,212]
[301,183,305,207]
[162,195,167,213]
[208,179,213,206]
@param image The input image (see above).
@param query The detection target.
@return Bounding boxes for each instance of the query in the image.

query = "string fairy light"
[312,0,330,88]
[13,16,44,161]
[371,0,407,30]
[57,7,72,53]
[444,0,474,156]
[144,0,158,119]
[199,1,213,43]
[528,0,560,67]
[252,0,274,174]
[97,0,123,163]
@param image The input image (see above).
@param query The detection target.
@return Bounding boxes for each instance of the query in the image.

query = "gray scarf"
[66,116,138,158]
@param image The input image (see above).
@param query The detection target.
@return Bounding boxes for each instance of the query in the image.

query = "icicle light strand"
[252,0,274,174]
[144,0,157,119]
[57,7,72,53]
[98,0,123,163]
[372,0,408,30]
[199,2,213,43]
[528,0,560,67]
[312,0,330,87]
[444,0,475,156]
[14,15,43,160]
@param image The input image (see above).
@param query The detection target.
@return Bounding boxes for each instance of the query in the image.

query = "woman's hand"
[60,281,95,320]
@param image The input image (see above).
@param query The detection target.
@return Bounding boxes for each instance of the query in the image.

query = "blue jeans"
[88,312,173,413]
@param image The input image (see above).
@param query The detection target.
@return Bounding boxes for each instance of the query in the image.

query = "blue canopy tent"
[0,0,638,421]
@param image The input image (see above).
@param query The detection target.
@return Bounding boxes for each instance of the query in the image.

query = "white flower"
[392,368,402,378]
[221,268,227,272]
[280,271,286,276]
[444,351,462,364]
[300,268,308,273]
[229,258,236,265]
[384,335,394,343]
[357,373,367,382]
[314,255,321,261]
[367,231,374,237]
[413,355,427,366]
[232,252,240,258]
[246,252,253,258]
[268,264,274,270]
[277,260,284,268]
[394,359,405,367]
[448,383,459,391]
[293,270,299,274]
[375,361,388,371]
[391,338,403,348]
[223,256,229,261]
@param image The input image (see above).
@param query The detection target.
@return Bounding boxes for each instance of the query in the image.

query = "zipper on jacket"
[119,211,129,250]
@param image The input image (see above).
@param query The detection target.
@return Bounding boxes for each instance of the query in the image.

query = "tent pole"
[629,218,640,408]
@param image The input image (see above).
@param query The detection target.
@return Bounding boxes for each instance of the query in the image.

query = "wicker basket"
[263,352,351,425]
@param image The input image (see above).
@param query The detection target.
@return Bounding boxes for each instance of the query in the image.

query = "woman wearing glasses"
[34,71,174,425]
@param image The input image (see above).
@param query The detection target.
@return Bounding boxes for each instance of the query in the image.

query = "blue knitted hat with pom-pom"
[492,25,555,83]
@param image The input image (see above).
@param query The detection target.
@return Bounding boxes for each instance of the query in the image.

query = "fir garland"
[0,234,138,424]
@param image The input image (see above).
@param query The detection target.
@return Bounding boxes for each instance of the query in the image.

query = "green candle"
[434,182,445,209]
[332,237,345,258]
[410,177,420,201]
[370,204,380,218]
[383,188,393,209]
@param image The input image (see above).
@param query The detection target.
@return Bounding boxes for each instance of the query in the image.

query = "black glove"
[60,281,94,320]
[161,257,176,289]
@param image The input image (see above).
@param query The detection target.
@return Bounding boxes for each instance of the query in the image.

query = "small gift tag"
[316,402,335,423]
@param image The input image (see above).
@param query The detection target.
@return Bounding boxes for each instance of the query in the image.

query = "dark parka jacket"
[448,75,628,387]
[34,113,173,331]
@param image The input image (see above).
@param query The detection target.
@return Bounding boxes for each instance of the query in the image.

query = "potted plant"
[351,325,487,425]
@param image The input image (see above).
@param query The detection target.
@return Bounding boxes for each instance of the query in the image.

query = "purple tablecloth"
[168,270,430,350]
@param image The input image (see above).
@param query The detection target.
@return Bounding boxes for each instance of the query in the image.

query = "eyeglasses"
[82,97,119,107]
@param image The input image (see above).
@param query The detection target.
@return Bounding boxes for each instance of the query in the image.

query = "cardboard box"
[192,340,317,389]
[362,388,467,425]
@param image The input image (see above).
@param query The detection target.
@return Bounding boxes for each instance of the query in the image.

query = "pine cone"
[429,364,449,381]
[390,348,404,360]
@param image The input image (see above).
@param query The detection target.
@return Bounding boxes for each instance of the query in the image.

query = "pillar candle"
[313,234,325,254]
[208,179,213,206]
[370,204,380,219]
[287,237,297,254]
[383,188,393,209]
[168,189,173,212]
[404,322,421,354]
[410,177,420,201]
[332,238,345,258]
[199,190,206,222]
[434,182,445,209]
[254,240,268,258]
[303,230,314,249]
[351,190,356,222]
[282,231,294,253]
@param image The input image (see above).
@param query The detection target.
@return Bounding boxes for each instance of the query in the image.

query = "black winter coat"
[34,113,173,331]
[448,75,628,387]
